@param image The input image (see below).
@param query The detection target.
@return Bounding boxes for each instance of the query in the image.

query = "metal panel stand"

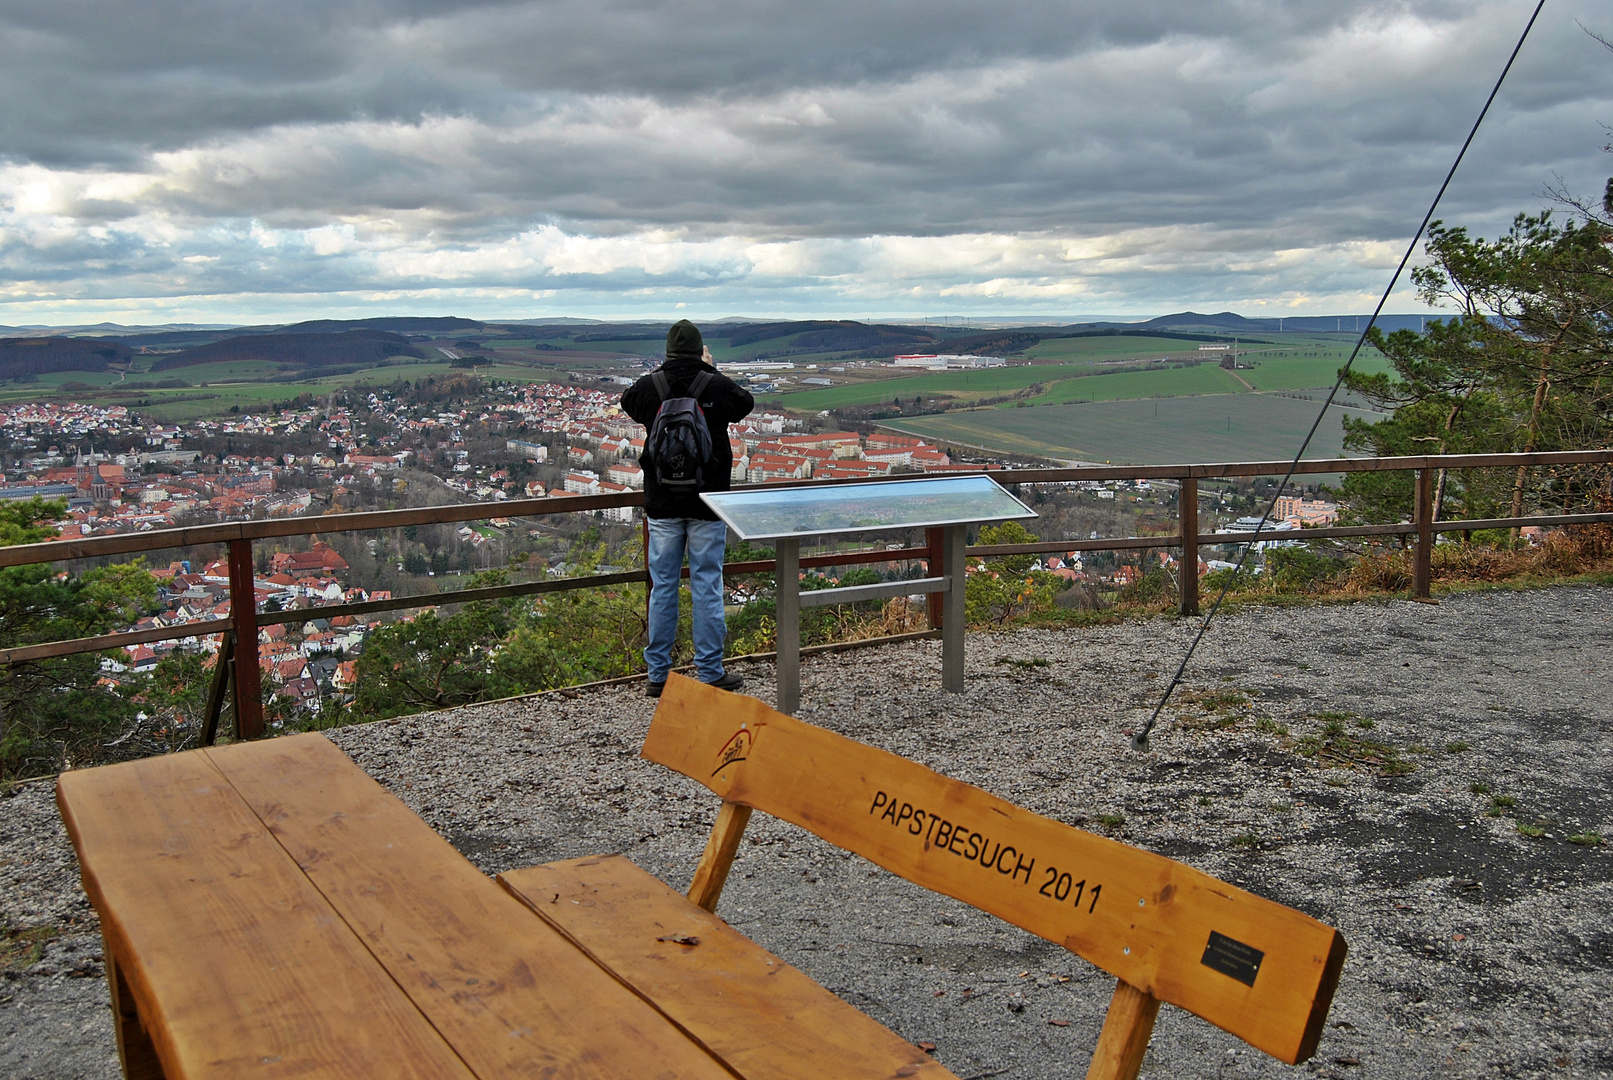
[775,538,800,715]
[774,527,966,714]
[941,524,966,692]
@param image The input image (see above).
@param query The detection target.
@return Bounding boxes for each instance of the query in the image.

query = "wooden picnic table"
[60,681,1343,1080]
[58,732,944,1080]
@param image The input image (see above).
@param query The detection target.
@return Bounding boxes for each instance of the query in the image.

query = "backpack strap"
[650,370,672,401]
[688,370,716,401]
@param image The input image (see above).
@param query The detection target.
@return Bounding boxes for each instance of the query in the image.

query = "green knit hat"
[665,319,704,360]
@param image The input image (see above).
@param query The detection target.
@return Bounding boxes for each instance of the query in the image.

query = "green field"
[28,369,129,388]
[139,359,290,383]
[761,334,1393,413]
[1021,334,1227,362]
[885,394,1386,465]
[1026,363,1246,404]
[761,363,1112,411]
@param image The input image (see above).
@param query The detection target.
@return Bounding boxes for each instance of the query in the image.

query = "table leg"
[106,948,166,1080]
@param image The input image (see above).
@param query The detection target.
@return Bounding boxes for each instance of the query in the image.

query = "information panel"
[701,474,1036,541]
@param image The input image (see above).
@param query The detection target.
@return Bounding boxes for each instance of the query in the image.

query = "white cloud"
[0,0,1608,322]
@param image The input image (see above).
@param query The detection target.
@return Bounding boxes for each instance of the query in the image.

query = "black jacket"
[621,358,755,519]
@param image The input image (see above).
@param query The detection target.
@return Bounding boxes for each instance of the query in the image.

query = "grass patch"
[1517,822,1547,839]
[994,656,1050,669]
[1,926,58,972]
[1566,832,1605,846]
[1487,795,1518,817]
[1293,712,1416,776]
[1095,813,1126,828]
[1232,833,1259,848]
[1470,781,1492,795]
[1170,685,1262,733]
[1446,741,1471,753]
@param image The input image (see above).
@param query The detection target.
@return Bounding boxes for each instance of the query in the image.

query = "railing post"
[925,526,945,630]
[1413,466,1434,600]
[1178,477,1199,617]
[641,517,651,625]
[226,539,265,739]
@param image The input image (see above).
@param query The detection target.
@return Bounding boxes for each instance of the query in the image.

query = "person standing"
[621,320,754,697]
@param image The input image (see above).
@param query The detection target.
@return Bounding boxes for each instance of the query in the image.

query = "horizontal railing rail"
[5,449,1608,570]
[0,448,1606,741]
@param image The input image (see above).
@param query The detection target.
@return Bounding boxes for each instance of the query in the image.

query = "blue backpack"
[645,369,717,490]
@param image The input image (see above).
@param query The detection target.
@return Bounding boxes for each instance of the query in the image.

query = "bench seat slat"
[57,748,476,1080]
[643,675,1347,1066]
[501,854,957,1080]
[205,733,735,1080]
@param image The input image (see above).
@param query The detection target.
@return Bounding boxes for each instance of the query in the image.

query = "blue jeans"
[645,517,729,683]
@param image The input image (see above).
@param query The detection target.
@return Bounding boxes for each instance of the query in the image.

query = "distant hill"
[110,316,483,350]
[572,330,665,343]
[0,337,131,379]
[930,330,1046,354]
[277,317,484,335]
[1049,327,1275,345]
[1136,311,1274,332]
[724,320,936,352]
[1125,311,1445,334]
[490,318,607,327]
[151,330,428,370]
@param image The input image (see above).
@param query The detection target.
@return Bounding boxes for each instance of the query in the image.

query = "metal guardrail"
[0,449,1607,739]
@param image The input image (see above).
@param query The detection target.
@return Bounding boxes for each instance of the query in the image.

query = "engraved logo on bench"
[712,728,752,776]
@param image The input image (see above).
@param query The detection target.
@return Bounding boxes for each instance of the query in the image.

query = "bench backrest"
[642,674,1346,1068]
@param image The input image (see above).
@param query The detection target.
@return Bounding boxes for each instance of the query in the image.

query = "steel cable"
[1131,0,1548,751]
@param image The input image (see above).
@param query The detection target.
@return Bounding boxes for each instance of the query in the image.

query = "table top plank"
[57,749,477,1080]
[502,854,958,1080]
[206,733,734,1080]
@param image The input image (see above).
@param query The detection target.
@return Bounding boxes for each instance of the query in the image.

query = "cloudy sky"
[2,0,1611,326]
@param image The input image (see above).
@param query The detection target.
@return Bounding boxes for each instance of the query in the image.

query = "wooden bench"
[59,676,1344,1080]
[499,674,1348,1080]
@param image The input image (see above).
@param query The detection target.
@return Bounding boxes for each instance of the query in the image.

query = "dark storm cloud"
[0,1,1610,319]
[0,1,1486,165]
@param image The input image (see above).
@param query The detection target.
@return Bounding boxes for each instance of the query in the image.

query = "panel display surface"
[702,475,1036,541]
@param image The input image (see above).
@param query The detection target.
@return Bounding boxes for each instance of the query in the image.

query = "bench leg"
[687,801,752,912]
[106,949,167,1080]
[1084,978,1161,1080]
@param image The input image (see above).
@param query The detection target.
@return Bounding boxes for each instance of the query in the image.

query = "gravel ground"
[3,583,1610,1080]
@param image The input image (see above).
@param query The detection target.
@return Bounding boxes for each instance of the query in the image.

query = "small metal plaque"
[1201,930,1264,987]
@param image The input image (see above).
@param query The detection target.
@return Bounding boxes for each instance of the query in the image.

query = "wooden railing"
[1,449,1608,740]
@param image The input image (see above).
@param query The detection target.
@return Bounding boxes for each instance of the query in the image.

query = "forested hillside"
[0,337,131,379]
[152,329,427,370]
